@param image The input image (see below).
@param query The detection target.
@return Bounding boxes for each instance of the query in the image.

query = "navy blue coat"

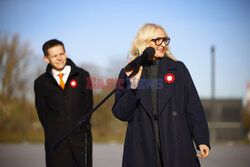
[112,57,210,167]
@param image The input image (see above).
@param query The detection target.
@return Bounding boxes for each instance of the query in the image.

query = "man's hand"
[196,144,210,159]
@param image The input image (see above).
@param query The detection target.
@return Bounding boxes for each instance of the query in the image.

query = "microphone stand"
[51,88,116,150]
[51,68,139,150]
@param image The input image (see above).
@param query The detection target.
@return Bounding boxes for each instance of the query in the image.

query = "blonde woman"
[112,23,210,167]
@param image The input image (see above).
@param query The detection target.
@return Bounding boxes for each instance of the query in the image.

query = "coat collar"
[138,56,178,117]
[46,58,78,74]
[45,58,79,89]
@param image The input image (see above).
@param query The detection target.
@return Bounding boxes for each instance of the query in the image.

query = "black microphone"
[125,47,155,71]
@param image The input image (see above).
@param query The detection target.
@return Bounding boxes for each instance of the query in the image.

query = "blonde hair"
[129,23,176,61]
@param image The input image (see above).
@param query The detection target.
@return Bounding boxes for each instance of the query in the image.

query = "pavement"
[0,143,250,167]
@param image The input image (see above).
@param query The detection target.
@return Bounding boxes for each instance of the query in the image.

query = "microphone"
[125,47,155,71]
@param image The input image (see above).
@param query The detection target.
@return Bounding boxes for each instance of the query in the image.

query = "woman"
[112,23,210,167]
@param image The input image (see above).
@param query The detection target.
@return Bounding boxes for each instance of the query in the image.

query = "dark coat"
[34,58,93,167]
[112,57,210,167]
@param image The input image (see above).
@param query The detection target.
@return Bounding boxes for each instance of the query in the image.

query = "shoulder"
[163,56,187,71]
[34,72,47,84]
[176,60,187,71]
[76,67,90,77]
[34,72,48,91]
[67,58,90,76]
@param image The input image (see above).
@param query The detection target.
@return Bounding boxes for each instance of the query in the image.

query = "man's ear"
[44,56,50,64]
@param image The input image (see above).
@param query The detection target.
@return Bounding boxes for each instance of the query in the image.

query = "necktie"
[57,73,65,90]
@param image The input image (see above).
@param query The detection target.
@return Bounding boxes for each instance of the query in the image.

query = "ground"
[0,143,250,167]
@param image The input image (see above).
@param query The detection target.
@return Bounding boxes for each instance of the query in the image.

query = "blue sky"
[0,0,250,101]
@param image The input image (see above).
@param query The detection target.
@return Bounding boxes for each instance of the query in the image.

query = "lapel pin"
[164,73,175,83]
[70,79,77,88]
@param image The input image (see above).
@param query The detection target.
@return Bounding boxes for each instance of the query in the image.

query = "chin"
[155,54,165,58]
[57,63,66,70]
[53,65,65,71]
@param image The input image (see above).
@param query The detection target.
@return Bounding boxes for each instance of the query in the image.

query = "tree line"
[0,33,126,143]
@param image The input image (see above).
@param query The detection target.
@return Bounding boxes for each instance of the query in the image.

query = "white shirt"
[52,65,71,86]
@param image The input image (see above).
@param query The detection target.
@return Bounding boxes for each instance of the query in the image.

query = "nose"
[57,55,63,61]
[161,40,166,47]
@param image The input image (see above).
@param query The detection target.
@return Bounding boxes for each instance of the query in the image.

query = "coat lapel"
[138,68,154,117]
[137,57,179,116]
[158,57,178,114]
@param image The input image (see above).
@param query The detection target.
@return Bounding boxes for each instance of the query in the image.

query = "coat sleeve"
[34,79,48,130]
[112,69,140,122]
[182,63,210,150]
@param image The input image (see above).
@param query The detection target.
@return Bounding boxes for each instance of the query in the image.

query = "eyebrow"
[152,36,166,39]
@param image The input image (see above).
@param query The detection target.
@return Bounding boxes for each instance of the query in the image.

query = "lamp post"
[210,45,216,144]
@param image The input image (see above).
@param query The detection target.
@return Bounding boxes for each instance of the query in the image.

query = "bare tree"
[0,33,31,102]
[0,33,37,135]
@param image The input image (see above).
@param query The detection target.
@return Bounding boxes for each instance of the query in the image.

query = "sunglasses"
[151,37,170,46]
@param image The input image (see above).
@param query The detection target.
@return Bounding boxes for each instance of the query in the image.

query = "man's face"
[44,45,67,72]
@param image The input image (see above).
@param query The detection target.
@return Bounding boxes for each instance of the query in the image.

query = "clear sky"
[0,0,250,101]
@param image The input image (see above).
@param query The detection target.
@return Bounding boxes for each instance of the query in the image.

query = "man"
[34,39,93,167]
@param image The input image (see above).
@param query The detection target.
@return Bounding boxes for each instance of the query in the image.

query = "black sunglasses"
[151,37,170,46]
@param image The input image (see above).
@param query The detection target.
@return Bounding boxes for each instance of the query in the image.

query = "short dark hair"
[42,39,65,56]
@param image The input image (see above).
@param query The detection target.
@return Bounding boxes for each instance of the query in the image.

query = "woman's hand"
[196,144,210,159]
[124,59,143,89]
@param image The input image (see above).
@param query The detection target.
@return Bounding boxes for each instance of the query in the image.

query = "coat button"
[172,111,177,116]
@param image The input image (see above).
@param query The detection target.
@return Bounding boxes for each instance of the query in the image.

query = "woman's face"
[148,28,168,58]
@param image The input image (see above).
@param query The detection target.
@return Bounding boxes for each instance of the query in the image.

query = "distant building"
[201,98,246,141]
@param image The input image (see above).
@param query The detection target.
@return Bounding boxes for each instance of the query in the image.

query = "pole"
[210,45,216,144]
[51,72,133,150]
[51,88,117,150]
